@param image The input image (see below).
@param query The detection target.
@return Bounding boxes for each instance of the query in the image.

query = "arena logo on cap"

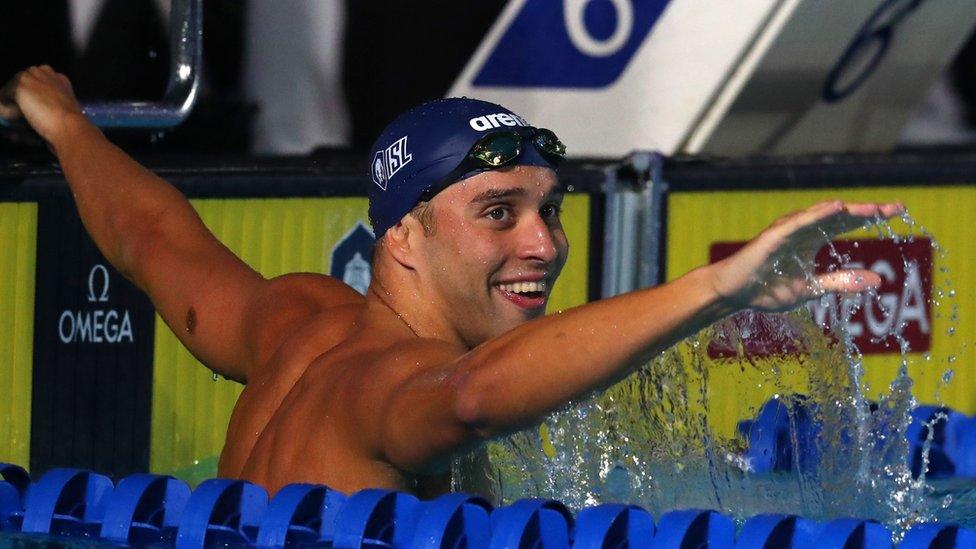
[372,136,412,190]
[468,112,529,132]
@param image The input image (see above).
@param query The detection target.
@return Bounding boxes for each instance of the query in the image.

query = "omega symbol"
[87,264,110,303]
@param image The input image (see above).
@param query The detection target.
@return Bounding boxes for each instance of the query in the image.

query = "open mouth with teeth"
[494,280,548,310]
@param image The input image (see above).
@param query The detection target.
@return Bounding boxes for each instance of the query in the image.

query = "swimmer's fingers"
[815,201,906,238]
[1,66,84,142]
[812,269,881,297]
[769,201,905,256]
[772,200,904,238]
[843,201,905,220]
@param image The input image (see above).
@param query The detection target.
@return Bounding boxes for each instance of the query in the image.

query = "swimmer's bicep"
[144,213,363,373]
[127,219,266,380]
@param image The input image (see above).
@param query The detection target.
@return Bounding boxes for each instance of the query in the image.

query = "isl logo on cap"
[372,135,413,190]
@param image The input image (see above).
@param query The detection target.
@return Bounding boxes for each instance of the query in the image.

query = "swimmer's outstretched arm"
[379,200,904,472]
[0,66,355,382]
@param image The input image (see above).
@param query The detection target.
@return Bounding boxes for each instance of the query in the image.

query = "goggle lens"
[420,127,566,201]
[471,132,523,167]
[533,128,566,158]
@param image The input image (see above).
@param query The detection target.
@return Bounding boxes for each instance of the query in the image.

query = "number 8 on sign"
[823,0,928,103]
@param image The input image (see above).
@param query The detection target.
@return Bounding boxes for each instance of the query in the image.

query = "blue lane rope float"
[409,492,493,548]
[2,460,976,547]
[332,488,421,548]
[0,481,20,533]
[99,473,190,545]
[174,478,268,549]
[489,498,573,549]
[735,513,820,548]
[652,509,736,549]
[0,463,29,505]
[573,503,655,549]
[738,396,976,481]
[906,406,961,479]
[737,395,822,474]
[255,482,346,547]
[21,468,113,537]
[902,522,976,548]
[818,518,893,549]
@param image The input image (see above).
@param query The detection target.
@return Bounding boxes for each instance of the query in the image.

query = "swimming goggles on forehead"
[420,127,567,201]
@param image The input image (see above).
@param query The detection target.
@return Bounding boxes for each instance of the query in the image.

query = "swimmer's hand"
[0,65,85,146]
[706,200,905,312]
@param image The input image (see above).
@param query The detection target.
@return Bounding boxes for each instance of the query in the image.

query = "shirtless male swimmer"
[1,66,904,498]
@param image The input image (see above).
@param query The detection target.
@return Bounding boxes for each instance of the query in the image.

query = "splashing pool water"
[463,211,972,538]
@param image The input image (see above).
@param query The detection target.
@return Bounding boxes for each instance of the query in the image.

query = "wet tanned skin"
[218,167,567,494]
[2,66,905,497]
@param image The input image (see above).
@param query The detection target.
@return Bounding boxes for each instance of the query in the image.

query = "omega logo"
[58,264,134,344]
[87,264,110,302]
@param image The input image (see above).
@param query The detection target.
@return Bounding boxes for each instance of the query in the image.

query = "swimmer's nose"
[516,215,559,263]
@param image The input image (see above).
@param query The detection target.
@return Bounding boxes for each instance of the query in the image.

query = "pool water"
[466,213,972,539]
[0,532,118,549]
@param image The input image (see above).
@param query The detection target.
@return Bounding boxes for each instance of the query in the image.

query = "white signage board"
[450,0,976,157]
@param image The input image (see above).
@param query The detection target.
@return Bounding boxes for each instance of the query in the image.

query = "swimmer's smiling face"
[413,165,568,347]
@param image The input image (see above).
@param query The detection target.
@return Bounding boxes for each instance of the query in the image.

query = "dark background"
[0,0,509,156]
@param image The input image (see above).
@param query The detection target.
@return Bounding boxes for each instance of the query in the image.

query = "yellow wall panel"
[0,203,37,466]
[151,196,590,481]
[667,187,975,438]
[550,194,589,313]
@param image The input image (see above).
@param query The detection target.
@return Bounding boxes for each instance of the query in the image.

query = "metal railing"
[2,0,202,129]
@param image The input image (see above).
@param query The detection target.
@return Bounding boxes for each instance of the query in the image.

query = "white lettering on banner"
[806,259,930,341]
[59,309,133,344]
[58,264,135,344]
[708,238,932,358]
[899,260,930,333]
[468,113,528,131]
[564,0,634,57]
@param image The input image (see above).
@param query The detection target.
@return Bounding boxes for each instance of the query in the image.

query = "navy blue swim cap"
[367,97,561,239]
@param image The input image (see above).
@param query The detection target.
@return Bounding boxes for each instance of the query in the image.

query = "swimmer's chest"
[227,340,403,491]
[221,309,366,475]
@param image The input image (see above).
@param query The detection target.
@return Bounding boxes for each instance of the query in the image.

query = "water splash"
[462,211,971,535]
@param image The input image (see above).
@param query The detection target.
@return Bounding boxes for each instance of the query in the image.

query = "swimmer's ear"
[383,220,418,268]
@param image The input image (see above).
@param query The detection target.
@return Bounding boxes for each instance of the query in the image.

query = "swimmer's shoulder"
[259,272,366,308]
[243,273,366,377]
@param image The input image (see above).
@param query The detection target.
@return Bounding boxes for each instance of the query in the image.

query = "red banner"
[708,239,932,358]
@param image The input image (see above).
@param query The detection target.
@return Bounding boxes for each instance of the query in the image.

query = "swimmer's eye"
[485,206,512,222]
[540,203,562,220]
